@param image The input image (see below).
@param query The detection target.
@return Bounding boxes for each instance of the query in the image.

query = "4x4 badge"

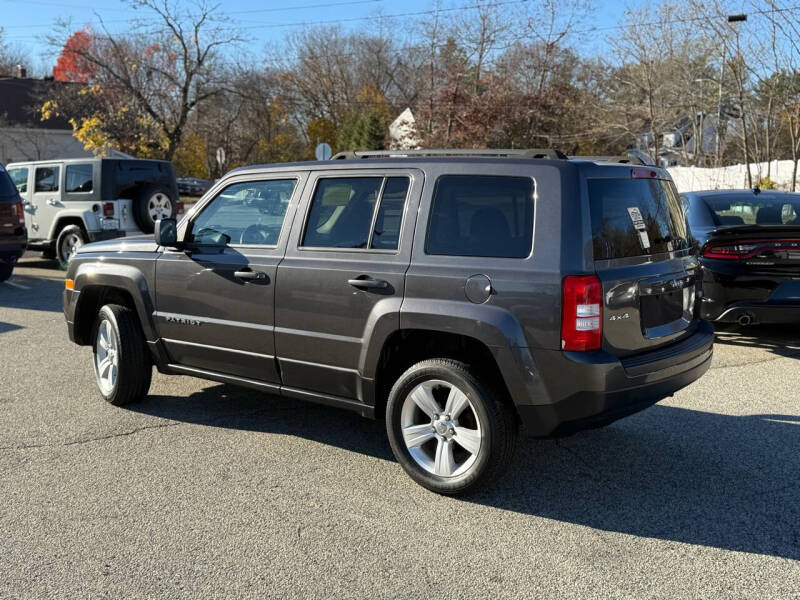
[609,313,630,321]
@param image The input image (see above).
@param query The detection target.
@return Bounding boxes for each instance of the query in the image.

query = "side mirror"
[155,218,180,248]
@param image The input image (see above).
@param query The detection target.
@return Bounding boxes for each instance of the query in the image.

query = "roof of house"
[0,77,72,130]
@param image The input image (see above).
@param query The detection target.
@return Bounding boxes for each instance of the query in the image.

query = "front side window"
[65,164,93,193]
[7,167,28,194]
[34,166,60,193]
[189,179,296,246]
[302,176,410,250]
[426,175,534,258]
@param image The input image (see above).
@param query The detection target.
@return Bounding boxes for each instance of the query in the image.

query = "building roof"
[0,77,72,130]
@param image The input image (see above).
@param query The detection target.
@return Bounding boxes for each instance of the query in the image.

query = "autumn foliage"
[53,29,96,83]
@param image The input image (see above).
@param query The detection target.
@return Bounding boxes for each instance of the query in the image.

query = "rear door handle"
[47,199,59,206]
[348,278,388,289]
[235,270,267,281]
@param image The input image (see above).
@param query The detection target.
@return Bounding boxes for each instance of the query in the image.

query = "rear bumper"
[87,229,125,242]
[699,260,800,324]
[518,320,714,437]
[0,232,26,263]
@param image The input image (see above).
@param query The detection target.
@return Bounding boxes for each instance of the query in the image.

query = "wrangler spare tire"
[133,184,176,233]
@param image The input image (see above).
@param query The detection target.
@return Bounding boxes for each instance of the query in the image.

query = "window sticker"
[627,206,651,250]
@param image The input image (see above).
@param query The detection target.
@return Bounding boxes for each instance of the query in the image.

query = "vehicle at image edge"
[177,177,213,197]
[0,163,27,281]
[6,158,179,268]
[62,148,714,495]
[683,187,800,325]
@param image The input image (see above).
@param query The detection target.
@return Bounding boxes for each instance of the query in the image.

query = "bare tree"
[48,0,237,160]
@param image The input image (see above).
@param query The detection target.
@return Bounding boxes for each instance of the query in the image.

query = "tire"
[133,185,176,233]
[56,224,87,270]
[91,304,152,406]
[385,359,518,496]
[0,262,12,282]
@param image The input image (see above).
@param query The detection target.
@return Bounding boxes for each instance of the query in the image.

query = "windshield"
[0,166,18,199]
[701,194,800,226]
[589,177,688,260]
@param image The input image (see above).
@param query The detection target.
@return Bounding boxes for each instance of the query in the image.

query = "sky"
[0,0,664,76]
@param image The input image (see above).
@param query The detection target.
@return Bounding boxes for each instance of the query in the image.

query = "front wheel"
[92,304,152,406]
[385,359,518,495]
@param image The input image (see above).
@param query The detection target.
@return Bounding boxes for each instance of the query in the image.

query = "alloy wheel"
[400,379,483,478]
[147,193,173,221]
[94,319,119,395]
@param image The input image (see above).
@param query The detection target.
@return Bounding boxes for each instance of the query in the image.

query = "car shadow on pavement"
[0,275,65,312]
[712,323,800,359]
[132,384,798,560]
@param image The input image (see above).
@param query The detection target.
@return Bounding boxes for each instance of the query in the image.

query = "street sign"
[216,147,226,168]
[315,142,332,161]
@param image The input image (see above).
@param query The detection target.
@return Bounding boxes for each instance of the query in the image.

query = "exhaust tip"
[737,313,753,326]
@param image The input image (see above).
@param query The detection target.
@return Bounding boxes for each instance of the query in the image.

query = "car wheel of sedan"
[0,261,12,282]
[385,359,518,496]
[92,304,152,406]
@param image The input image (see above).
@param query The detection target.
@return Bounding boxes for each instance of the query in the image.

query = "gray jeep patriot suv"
[63,149,714,495]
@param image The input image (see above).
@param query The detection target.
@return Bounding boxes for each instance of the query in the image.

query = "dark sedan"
[177,177,212,197]
[0,164,26,281]
[683,188,800,325]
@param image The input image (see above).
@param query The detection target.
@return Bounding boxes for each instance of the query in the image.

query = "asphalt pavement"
[1,254,798,599]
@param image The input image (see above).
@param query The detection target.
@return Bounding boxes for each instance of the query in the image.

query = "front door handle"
[235,270,267,281]
[348,278,388,289]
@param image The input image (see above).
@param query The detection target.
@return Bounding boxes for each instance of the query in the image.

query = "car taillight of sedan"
[703,239,800,260]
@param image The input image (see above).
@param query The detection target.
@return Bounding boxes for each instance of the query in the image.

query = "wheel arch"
[71,263,156,345]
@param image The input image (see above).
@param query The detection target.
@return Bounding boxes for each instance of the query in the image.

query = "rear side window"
[426,175,534,258]
[701,194,800,226]
[65,164,93,193]
[34,166,60,193]
[6,167,27,194]
[589,178,688,260]
[0,166,17,198]
[302,176,410,250]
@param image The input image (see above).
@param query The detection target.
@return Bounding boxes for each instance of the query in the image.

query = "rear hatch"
[587,168,699,358]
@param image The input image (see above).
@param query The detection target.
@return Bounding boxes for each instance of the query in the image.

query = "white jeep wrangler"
[6,158,179,267]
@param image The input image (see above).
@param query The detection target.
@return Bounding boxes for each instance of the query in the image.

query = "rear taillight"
[103,202,115,217]
[13,201,24,226]
[703,239,800,260]
[561,275,603,351]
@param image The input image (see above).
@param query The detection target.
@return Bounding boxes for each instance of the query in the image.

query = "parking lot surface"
[1,255,799,599]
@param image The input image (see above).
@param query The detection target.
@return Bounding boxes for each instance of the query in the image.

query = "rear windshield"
[589,178,688,260]
[0,166,17,199]
[701,194,800,226]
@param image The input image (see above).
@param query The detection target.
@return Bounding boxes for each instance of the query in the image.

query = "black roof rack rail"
[330,148,568,160]
[570,150,655,166]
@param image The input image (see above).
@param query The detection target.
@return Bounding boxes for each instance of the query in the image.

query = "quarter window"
[190,179,296,246]
[34,166,60,193]
[65,164,93,193]
[426,175,534,258]
[302,176,410,250]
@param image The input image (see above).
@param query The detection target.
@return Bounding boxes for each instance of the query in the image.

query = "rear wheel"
[56,224,87,269]
[385,359,517,495]
[0,262,13,282]
[92,304,152,406]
